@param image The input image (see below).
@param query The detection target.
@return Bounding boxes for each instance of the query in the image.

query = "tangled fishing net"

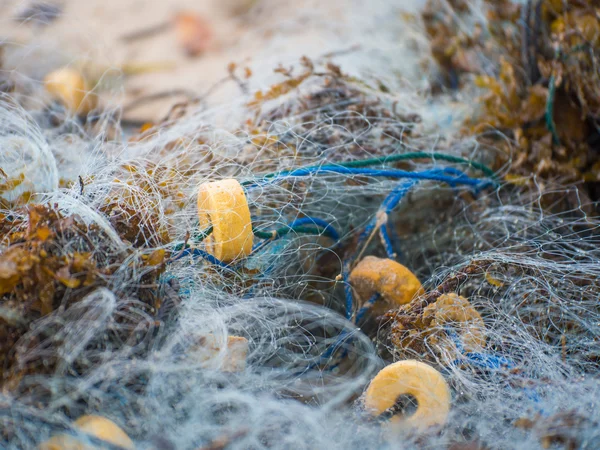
[1,0,600,448]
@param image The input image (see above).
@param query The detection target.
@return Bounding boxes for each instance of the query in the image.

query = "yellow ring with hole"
[197,179,253,262]
[43,68,97,115]
[422,293,486,353]
[39,415,134,450]
[364,360,451,432]
[349,256,424,306]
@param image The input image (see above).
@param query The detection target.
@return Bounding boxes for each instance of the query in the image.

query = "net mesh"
[1,0,600,448]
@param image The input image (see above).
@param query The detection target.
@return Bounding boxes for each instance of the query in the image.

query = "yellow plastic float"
[39,415,134,450]
[43,68,97,116]
[422,293,486,354]
[349,256,424,307]
[197,179,253,262]
[364,360,451,432]
[190,334,249,372]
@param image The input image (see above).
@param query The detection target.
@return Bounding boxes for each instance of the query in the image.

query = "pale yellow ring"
[364,360,451,432]
[197,179,253,262]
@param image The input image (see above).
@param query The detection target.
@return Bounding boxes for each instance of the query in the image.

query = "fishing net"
[1,0,600,449]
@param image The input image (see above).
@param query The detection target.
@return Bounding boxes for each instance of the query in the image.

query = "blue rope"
[294,329,353,375]
[443,321,546,411]
[379,225,395,259]
[445,328,465,353]
[380,180,418,213]
[354,293,380,324]
[459,352,514,370]
[445,327,514,370]
[524,387,542,405]
[342,260,353,321]
[449,351,544,414]
[355,168,465,255]
[244,166,492,190]
[247,167,489,323]
[170,248,229,268]
[372,179,418,259]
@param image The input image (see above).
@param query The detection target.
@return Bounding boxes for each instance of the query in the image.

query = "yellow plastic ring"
[39,415,134,449]
[364,360,451,432]
[197,179,253,262]
[43,68,97,115]
[349,256,424,307]
[422,293,486,353]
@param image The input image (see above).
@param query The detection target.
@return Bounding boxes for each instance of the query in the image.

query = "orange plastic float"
[349,256,424,307]
[364,360,451,432]
[39,415,133,450]
[197,179,253,262]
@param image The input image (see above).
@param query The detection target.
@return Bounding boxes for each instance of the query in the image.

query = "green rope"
[561,43,591,59]
[242,151,497,186]
[171,226,213,252]
[195,225,213,242]
[546,47,562,146]
[253,225,328,240]
[253,229,275,239]
[545,74,560,145]
[172,225,327,252]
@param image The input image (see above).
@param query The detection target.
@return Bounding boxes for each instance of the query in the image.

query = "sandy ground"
[1,0,421,123]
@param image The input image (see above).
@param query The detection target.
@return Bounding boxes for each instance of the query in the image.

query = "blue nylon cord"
[381,180,418,213]
[379,225,395,259]
[459,352,514,370]
[354,293,380,324]
[244,166,492,190]
[342,260,353,321]
[169,247,229,268]
[445,340,544,414]
[294,329,354,375]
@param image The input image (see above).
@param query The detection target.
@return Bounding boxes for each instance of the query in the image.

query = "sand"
[1,0,409,123]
